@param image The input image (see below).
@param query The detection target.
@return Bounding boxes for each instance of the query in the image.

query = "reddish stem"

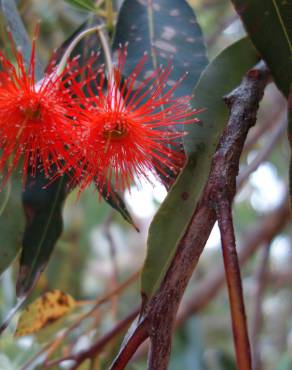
[109,319,149,370]
[217,199,252,370]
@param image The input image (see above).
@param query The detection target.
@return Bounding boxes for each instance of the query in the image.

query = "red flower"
[0,33,84,183]
[72,48,201,194]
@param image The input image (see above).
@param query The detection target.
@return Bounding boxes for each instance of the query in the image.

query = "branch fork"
[70,61,271,370]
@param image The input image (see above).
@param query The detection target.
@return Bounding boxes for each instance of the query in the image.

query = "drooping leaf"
[16,172,70,298]
[64,0,96,12]
[141,38,259,299]
[100,185,138,231]
[231,0,292,97]
[15,290,76,336]
[0,0,43,80]
[0,174,24,276]
[113,0,208,98]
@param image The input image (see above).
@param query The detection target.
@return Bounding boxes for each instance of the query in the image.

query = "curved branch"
[143,61,271,370]
[64,60,272,370]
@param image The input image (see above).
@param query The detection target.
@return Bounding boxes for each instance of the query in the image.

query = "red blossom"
[71,48,201,194]
[0,33,85,183]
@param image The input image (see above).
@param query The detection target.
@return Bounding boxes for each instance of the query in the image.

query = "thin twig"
[237,117,286,189]
[178,192,289,324]
[243,92,286,153]
[21,271,140,370]
[203,60,271,370]
[216,200,252,370]
[133,193,289,360]
[70,307,141,369]
[103,211,119,285]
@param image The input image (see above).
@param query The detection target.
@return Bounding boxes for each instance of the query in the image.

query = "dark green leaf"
[141,38,259,299]
[0,174,24,276]
[113,0,208,187]
[113,0,208,98]
[64,0,96,12]
[16,172,69,298]
[231,0,292,97]
[288,88,292,210]
[100,186,138,231]
[0,0,43,80]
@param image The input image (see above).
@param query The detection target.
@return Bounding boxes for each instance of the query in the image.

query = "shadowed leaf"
[288,89,292,210]
[100,185,138,231]
[0,174,24,276]
[0,0,43,80]
[113,0,208,187]
[113,0,207,98]
[16,172,70,298]
[231,0,292,97]
[141,38,259,299]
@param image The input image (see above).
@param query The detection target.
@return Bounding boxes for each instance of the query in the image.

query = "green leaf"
[16,172,69,298]
[231,0,292,97]
[141,38,259,299]
[288,88,292,209]
[0,174,24,276]
[101,186,138,231]
[64,0,96,12]
[0,0,43,80]
[113,0,208,98]
[12,175,134,300]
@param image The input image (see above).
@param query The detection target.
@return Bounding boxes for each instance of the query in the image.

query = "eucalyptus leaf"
[113,0,208,98]
[64,0,96,12]
[0,175,24,276]
[113,0,208,187]
[141,38,259,299]
[16,172,69,298]
[0,0,43,80]
[231,0,292,97]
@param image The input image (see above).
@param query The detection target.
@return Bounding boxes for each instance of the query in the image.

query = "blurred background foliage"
[0,0,291,369]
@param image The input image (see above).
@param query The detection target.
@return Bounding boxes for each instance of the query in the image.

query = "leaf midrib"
[271,0,292,55]
[24,177,65,287]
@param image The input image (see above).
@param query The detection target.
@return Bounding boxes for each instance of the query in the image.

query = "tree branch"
[217,200,252,370]
[71,61,272,370]
[177,192,289,323]
[133,194,289,361]
[204,60,270,370]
